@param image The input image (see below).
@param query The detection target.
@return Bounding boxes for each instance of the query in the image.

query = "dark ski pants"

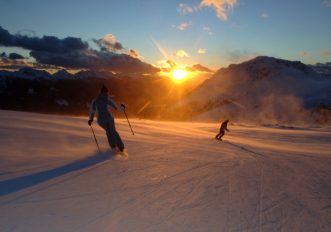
[215,130,225,140]
[98,117,124,150]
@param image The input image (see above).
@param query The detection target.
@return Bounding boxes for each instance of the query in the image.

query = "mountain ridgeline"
[0,56,330,125]
[0,68,204,118]
[175,56,331,125]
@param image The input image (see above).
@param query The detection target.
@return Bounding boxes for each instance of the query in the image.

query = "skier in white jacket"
[88,85,125,152]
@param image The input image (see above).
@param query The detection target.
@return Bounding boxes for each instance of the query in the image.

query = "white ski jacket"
[89,93,123,123]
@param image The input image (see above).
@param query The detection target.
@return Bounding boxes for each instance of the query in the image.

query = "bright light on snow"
[0,110,330,231]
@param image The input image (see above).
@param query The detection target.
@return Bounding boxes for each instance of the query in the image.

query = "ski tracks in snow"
[1,111,331,231]
[221,140,266,231]
[223,134,331,232]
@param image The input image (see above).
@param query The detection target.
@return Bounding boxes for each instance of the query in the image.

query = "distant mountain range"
[1,57,330,124]
[174,56,331,125]
[0,68,118,80]
[0,67,207,118]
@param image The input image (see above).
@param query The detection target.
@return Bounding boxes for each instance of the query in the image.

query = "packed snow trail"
[0,110,330,231]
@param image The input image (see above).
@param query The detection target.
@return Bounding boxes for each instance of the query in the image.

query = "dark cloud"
[129,49,140,58]
[30,50,159,74]
[0,56,29,70]
[93,34,124,52]
[0,26,160,74]
[0,26,88,53]
[1,52,59,70]
[9,52,24,59]
[0,52,24,59]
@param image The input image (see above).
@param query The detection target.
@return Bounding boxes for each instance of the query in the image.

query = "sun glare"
[172,69,188,82]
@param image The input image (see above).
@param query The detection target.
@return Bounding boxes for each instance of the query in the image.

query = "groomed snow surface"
[0,110,330,232]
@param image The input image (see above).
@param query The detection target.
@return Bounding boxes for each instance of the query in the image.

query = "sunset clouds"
[176,22,192,31]
[177,3,198,15]
[200,0,237,21]
[1,52,24,60]
[176,49,190,58]
[129,49,140,58]
[320,49,330,57]
[198,48,206,54]
[298,49,330,60]
[0,26,88,53]
[0,26,158,74]
[299,51,310,58]
[177,0,237,21]
[94,34,124,52]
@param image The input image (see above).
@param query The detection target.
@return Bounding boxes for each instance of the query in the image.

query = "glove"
[88,119,93,126]
[121,103,126,109]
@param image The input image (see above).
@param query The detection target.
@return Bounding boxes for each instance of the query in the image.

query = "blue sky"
[0,0,330,69]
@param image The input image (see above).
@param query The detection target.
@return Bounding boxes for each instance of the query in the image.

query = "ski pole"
[123,108,134,135]
[90,125,101,153]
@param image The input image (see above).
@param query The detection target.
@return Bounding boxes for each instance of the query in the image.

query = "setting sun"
[172,69,188,81]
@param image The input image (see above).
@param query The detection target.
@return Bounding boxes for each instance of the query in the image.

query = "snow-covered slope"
[178,56,331,125]
[0,110,330,231]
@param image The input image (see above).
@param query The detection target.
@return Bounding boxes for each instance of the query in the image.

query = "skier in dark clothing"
[88,85,125,152]
[215,119,230,141]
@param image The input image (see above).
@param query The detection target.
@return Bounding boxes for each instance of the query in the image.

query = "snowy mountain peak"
[53,69,74,79]
[178,56,331,124]
[219,56,317,80]
[17,67,52,79]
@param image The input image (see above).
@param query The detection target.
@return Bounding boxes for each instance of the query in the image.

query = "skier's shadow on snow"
[0,151,113,197]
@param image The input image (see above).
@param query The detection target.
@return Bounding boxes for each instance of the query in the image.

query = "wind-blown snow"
[0,110,330,231]
[177,56,331,125]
